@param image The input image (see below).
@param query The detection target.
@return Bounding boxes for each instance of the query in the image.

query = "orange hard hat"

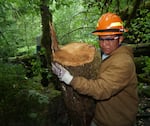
[92,12,128,36]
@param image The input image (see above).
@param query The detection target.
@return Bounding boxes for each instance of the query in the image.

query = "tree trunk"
[133,44,150,57]
[53,42,101,126]
[40,0,52,65]
[126,0,142,27]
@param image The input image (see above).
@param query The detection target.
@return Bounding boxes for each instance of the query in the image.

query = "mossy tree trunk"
[40,0,52,65]
[53,42,101,126]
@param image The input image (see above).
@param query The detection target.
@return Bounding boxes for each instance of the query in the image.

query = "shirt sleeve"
[71,54,135,100]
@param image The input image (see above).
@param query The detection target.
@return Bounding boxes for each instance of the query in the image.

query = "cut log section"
[53,42,101,126]
[50,22,101,126]
[53,42,96,66]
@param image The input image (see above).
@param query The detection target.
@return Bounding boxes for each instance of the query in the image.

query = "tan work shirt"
[71,46,139,126]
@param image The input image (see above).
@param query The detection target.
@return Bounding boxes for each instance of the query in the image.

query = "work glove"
[52,63,73,85]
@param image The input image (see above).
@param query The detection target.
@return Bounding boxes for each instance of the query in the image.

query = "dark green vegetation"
[0,0,150,126]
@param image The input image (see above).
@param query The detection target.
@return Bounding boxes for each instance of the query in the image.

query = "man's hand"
[52,63,73,85]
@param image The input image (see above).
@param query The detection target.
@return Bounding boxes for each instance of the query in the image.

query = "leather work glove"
[52,63,73,85]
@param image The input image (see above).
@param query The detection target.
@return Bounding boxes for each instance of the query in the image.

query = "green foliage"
[50,0,73,12]
[0,61,61,125]
[127,9,150,44]
[142,56,150,76]
[137,56,150,97]
[53,0,150,48]
[0,0,41,59]
[137,56,150,79]
[0,0,150,125]
[53,0,100,46]
[30,54,53,81]
[0,0,149,58]
[31,57,42,76]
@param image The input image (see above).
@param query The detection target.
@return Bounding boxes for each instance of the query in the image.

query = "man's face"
[98,35,122,55]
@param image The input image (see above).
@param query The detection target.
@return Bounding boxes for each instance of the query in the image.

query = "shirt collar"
[102,53,109,60]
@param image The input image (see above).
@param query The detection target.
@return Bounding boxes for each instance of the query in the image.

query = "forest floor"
[46,89,150,126]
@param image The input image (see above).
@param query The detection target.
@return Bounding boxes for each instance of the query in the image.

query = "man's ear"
[119,35,124,44]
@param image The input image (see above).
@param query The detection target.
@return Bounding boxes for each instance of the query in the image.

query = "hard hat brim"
[92,28,128,36]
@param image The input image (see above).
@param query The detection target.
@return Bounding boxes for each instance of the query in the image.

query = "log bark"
[49,23,101,126]
[40,0,52,65]
[53,42,101,126]
[133,44,150,57]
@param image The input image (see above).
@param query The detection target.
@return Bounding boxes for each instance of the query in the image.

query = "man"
[52,12,139,126]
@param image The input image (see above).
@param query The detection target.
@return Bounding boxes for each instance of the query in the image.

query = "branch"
[60,26,94,40]
[126,0,142,27]
[49,22,60,52]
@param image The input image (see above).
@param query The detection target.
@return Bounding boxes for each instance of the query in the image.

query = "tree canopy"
[0,0,150,58]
